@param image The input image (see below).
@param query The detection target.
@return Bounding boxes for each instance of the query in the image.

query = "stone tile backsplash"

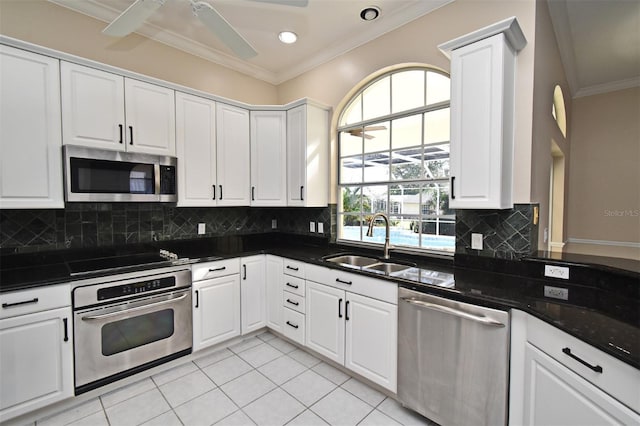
[455,203,539,259]
[0,204,333,254]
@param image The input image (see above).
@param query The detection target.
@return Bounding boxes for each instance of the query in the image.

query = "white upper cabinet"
[61,62,125,151]
[286,103,329,207]
[216,103,250,206]
[0,46,63,209]
[440,18,526,209]
[61,62,176,156]
[250,110,287,206]
[176,92,217,207]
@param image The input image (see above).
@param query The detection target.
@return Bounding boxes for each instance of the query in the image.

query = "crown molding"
[437,16,527,57]
[546,0,579,97]
[574,76,640,99]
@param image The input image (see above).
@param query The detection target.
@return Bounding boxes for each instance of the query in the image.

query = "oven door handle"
[81,293,188,321]
[400,297,506,327]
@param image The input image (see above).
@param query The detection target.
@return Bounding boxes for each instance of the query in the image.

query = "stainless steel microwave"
[63,145,177,202]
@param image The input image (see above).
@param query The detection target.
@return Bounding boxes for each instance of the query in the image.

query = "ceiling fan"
[102,0,309,59]
[347,125,387,139]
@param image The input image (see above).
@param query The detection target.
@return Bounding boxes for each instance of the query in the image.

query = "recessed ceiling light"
[278,31,298,44]
[360,6,380,21]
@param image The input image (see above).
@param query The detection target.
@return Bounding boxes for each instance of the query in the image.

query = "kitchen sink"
[365,262,413,274]
[323,254,379,268]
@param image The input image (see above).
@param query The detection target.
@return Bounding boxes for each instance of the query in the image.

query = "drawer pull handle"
[209,266,226,272]
[336,278,352,285]
[562,347,603,373]
[63,318,69,342]
[286,266,299,271]
[2,298,39,308]
[286,299,299,306]
[286,321,299,329]
[286,283,299,289]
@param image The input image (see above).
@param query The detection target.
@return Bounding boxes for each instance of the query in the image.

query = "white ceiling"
[50,0,452,85]
[548,0,640,98]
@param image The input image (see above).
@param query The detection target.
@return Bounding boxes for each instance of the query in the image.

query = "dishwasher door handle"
[400,297,506,327]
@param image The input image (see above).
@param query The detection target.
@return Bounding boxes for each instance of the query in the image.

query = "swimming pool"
[341,226,455,250]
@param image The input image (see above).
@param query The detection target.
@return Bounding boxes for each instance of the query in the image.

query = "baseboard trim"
[566,238,640,249]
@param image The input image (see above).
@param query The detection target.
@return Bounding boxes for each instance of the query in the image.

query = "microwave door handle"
[155,164,161,196]
[81,293,188,321]
[400,297,506,327]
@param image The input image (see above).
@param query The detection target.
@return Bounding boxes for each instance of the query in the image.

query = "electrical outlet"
[471,233,483,250]
[197,223,206,235]
[544,285,569,300]
[271,219,277,229]
[317,222,324,233]
[310,221,316,232]
[544,265,570,280]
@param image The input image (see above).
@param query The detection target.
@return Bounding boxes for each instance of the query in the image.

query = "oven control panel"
[97,276,176,300]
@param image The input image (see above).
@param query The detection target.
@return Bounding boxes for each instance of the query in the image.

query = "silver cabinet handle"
[400,297,505,327]
[81,294,188,321]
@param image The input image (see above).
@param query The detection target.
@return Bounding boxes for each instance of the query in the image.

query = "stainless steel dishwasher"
[397,287,510,426]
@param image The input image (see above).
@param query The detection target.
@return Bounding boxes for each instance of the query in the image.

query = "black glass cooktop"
[67,253,174,275]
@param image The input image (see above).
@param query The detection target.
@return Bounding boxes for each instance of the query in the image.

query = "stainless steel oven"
[72,267,191,394]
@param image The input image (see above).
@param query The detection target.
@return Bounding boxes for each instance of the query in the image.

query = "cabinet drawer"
[192,258,240,281]
[306,264,397,305]
[526,314,640,413]
[0,284,71,319]
[283,307,305,345]
[283,291,305,314]
[283,276,305,297]
[283,260,305,279]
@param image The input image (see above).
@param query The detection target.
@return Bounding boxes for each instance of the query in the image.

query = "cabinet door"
[0,46,63,209]
[305,281,344,364]
[61,62,125,150]
[176,92,217,207]
[216,103,250,206]
[241,255,266,335]
[345,292,397,392]
[287,104,329,207]
[265,255,284,333]
[449,33,513,209]
[523,343,640,425]
[250,110,287,206]
[124,78,176,156]
[193,275,241,352]
[286,105,306,206]
[0,307,73,422]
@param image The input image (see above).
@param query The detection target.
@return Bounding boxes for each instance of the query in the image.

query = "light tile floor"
[36,332,435,426]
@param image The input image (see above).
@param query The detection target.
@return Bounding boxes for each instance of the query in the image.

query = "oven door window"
[101,309,174,356]
[70,157,155,194]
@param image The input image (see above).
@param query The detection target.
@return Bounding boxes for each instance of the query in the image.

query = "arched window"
[337,67,455,253]
[552,85,567,138]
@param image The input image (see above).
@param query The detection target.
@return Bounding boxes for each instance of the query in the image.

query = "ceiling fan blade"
[102,0,166,37]
[193,1,258,60]
[363,125,387,131]
[249,0,309,7]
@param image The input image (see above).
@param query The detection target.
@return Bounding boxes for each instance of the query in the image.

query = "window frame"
[336,67,455,255]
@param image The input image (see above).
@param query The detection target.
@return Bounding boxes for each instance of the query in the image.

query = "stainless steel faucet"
[366,212,392,259]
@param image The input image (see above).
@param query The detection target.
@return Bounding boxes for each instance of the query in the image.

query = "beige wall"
[276,0,537,205]
[0,0,278,105]
[566,86,640,259]
[530,0,572,249]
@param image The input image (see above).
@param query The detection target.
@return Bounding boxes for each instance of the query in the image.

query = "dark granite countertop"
[1,233,638,369]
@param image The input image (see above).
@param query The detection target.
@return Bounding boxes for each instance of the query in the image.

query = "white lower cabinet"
[305,279,397,392]
[240,255,266,335]
[192,275,241,352]
[522,343,639,425]
[192,259,241,352]
[510,310,640,425]
[0,286,73,422]
[265,255,284,333]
